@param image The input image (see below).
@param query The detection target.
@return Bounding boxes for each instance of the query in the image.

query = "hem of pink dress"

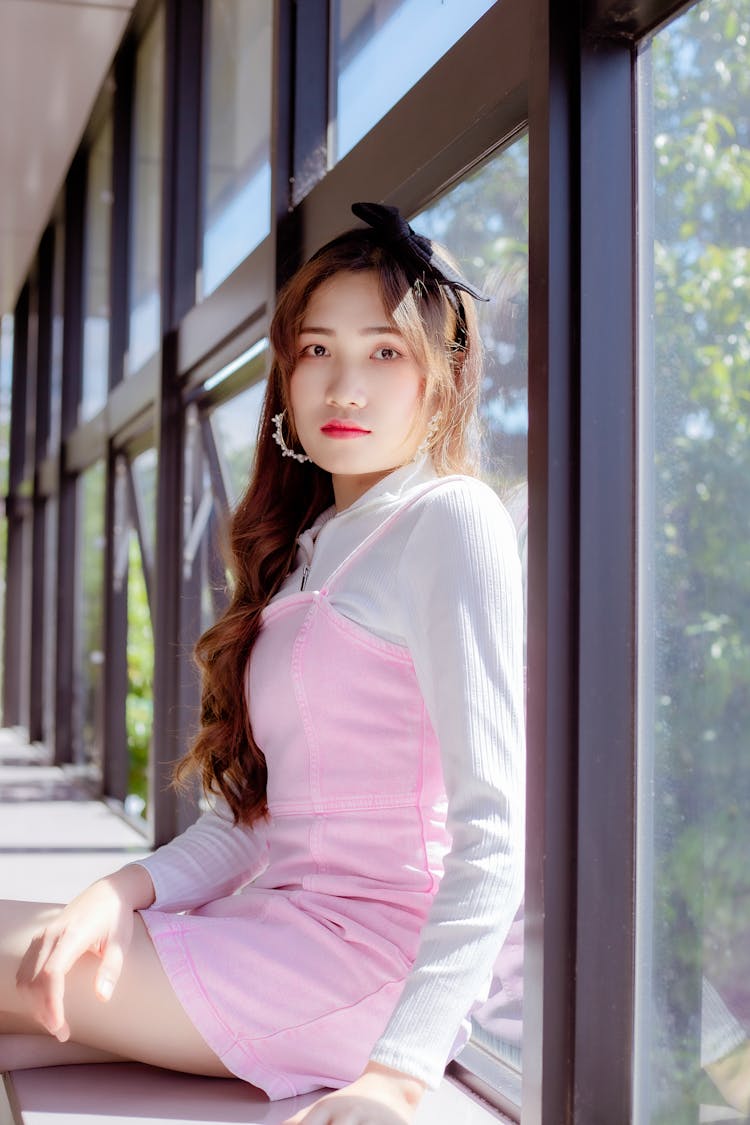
[139,909,304,1100]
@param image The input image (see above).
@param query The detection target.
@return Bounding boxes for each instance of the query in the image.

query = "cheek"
[288,371,307,420]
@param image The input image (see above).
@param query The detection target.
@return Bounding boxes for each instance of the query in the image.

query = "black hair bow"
[351,201,489,305]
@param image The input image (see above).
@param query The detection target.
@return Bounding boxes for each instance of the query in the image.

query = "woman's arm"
[370,479,526,1088]
[134,797,270,912]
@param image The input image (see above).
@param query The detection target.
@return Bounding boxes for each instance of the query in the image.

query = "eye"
[372,345,401,361]
[300,343,330,358]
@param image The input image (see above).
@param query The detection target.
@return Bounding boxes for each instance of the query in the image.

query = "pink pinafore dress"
[141,485,453,1099]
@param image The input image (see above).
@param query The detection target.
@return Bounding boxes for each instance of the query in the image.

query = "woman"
[0,203,526,1125]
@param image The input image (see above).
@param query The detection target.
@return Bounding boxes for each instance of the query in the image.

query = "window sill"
[1,1061,513,1125]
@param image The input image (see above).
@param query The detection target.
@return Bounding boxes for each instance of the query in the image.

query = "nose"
[325,359,366,409]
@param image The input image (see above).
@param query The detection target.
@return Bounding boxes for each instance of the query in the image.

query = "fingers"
[15,928,71,1040]
[16,922,115,1040]
[95,940,125,1001]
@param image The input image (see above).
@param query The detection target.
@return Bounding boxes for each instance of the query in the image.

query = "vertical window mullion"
[574,33,637,1123]
[29,229,55,743]
[3,283,30,730]
[524,1,579,1121]
[271,0,301,289]
[151,0,186,845]
[171,0,202,323]
[54,152,87,765]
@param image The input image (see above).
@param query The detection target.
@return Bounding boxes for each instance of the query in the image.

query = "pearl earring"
[413,412,442,460]
[272,411,311,464]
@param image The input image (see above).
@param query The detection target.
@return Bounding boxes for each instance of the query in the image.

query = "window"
[0,315,13,687]
[636,1,750,1118]
[416,133,528,1107]
[183,345,267,638]
[128,8,165,376]
[122,447,157,819]
[201,0,273,297]
[81,116,113,421]
[75,462,106,768]
[208,378,266,506]
[332,0,496,160]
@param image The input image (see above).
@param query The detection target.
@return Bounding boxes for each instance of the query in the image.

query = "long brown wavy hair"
[175,226,484,825]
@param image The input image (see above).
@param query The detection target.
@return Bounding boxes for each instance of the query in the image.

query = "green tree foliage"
[78,463,106,766]
[645,0,750,1114]
[126,532,153,813]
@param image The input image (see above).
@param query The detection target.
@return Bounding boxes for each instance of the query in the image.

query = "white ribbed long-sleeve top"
[136,455,526,1089]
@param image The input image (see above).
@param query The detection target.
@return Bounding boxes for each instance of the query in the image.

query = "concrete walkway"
[0,729,150,903]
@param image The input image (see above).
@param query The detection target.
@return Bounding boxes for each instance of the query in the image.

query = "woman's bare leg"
[0,899,232,1077]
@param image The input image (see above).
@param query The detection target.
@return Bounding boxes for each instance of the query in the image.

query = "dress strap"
[321,476,465,595]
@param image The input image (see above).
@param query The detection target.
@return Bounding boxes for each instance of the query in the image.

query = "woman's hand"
[15,864,155,1042]
[282,1062,425,1125]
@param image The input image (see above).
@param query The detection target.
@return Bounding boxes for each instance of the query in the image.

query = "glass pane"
[0,314,13,496]
[126,530,154,820]
[49,220,64,454]
[201,0,273,296]
[636,1,750,1120]
[0,315,11,688]
[209,378,266,505]
[43,497,59,746]
[131,445,157,572]
[76,462,106,769]
[129,8,164,375]
[81,116,113,421]
[333,0,496,161]
[415,135,528,1092]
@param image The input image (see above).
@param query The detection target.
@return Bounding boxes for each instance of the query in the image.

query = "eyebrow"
[299,325,403,336]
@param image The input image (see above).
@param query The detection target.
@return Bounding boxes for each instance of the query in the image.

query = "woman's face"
[288,270,428,510]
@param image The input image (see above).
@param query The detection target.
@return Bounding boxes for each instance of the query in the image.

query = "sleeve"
[701,978,748,1067]
[134,796,270,913]
[369,479,526,1088]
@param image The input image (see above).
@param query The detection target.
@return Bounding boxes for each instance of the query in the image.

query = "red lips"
[320,419,371,435]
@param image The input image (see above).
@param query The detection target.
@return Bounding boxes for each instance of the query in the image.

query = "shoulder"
[396,475,522,588]
[405,475,519,548]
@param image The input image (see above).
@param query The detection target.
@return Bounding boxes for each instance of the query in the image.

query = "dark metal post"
[573,34,638,1122]
[523,2,580,1122]
[150,0,201,845]
[53,152,87,765]
[103,43,135,800]
[3,283,30,730]
[29,229,54,743]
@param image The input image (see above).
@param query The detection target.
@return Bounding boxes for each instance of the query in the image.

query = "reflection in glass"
[129,8,164,375]
[76,462,106,769]
[202,0,273,296]
[209,379,266,505]
[333,0,495,161]
[636,2,750,1119]
[416,136,528,1086]
[81,116,113,421]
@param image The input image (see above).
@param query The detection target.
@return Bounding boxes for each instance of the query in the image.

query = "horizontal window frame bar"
[295,0,529,259]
